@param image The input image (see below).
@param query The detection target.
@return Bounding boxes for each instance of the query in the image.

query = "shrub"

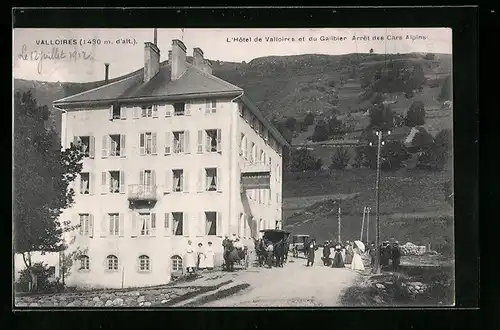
[329,148,350,170]
[409,127,435,152]
[311,122,330,142]
[303,112,315,126]
[405,101,426,127]
[352,147,364,169]
[327,116,343,136]
[290,148,322,172]
[438,75,451,101]
[369,104,394,131]
[424,53,435,60]
[285,117,297,131]
[17,262,54,293]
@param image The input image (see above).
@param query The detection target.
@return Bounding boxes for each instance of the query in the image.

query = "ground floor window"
[138,255,150,272]
[80,255,90,270]
[107,255,119,271]
[171,255,183,272]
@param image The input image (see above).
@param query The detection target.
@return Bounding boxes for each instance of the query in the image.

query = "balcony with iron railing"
[241,160,271,174]
[127,184,158,202]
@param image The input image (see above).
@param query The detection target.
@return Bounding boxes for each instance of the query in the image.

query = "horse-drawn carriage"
[254,229,291,268]
[290,234,311,258]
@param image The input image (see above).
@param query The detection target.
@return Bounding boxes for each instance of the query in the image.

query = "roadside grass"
[340,264,454,306]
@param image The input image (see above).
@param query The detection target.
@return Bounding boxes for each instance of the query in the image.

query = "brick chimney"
[144,41,160,83]
[104,63,110,84]
[202,59,213,75]
[171,39,187,80]
[193,48,204,68]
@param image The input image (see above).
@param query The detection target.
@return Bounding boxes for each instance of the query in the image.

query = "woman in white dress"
[197,242,206,270]
[184,240,197,274]
[350,242,365,271]
[204,241,215,270]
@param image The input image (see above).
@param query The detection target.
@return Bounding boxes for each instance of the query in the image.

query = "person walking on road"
[332,243,345,268]
[345,241,354,265]
[306,238,317,267]
[350,242,365,271]
[391,241,401,271]
[322,241,332,266]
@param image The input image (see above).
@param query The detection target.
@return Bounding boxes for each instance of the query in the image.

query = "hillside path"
[198,252,359,307]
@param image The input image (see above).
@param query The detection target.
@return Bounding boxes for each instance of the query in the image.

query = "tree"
[438,75,452,101]
[405,101,426,127]
[327,116,343,136]
[369,48,374,54]
[17,262,53,293]
[289,148,322,172]
[360,138,410,171]
[303,112,315,126]
[329,148,350,170]
[434,128,452,151]
[285,116,298,131]
[369,103,394,131]
[14,91,84,291]
[352,147,364,169]
[311,121,330,142]
[424,53,436,60]
[417,128,452,171]
[409,127,435,153]
[381,141,411,171]
[409,64,426,92]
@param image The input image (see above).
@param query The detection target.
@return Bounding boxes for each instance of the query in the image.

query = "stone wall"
[15,276,233,308]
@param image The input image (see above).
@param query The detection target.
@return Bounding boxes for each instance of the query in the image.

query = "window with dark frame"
[174,103,185,116]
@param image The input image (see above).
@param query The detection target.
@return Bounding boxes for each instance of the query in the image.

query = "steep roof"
[53,62,242,106]
[53,59,289,148]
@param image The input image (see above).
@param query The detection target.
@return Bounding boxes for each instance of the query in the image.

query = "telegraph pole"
[366,207,370,242]
[360,207,366,241]
[369,130,390,274]
[337,204,341,244]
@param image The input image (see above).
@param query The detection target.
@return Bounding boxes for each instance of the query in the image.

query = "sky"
[13,28,452,83]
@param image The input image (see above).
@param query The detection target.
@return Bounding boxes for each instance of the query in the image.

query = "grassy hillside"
[282,167,453,247]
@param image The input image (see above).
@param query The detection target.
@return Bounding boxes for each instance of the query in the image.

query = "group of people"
[367,241,402,271]
[183,240,216,274]
[320,240,365,271]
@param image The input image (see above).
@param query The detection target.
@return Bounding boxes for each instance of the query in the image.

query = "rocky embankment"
[15,276,233,308]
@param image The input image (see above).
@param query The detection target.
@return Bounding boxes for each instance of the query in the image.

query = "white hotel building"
[43,38,288,289]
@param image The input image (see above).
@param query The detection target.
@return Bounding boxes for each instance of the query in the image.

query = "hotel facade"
[44,38,288,289]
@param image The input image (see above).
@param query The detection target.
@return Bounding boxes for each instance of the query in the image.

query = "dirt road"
[199,252,359,307]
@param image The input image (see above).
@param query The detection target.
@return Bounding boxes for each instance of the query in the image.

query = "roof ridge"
[53,71,142,104]
[185,62,243,91]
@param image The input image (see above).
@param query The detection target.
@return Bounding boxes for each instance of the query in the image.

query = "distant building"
[40,38,288,289]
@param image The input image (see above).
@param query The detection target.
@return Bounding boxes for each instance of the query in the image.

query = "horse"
[273,239,286,267]
[253,238,267,267]
[223,241,241,272]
